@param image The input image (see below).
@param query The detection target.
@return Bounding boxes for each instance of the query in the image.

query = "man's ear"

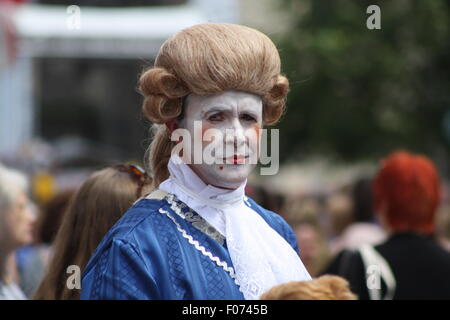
[165,118,179,134]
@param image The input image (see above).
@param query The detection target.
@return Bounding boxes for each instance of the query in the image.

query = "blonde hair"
[260,275,358,300]
[139,23,289,186]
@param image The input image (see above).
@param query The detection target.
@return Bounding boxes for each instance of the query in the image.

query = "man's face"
[180,90,263,189]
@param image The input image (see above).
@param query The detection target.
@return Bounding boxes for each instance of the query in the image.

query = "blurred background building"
[1,0,239,167]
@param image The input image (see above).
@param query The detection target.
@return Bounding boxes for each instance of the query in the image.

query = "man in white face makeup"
[173,90,262,190]
[81,23,311,301]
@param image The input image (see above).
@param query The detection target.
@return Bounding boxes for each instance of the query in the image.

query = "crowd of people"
[1,149,450,300]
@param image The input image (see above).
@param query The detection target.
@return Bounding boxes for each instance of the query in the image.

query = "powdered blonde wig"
[139,23,289,186]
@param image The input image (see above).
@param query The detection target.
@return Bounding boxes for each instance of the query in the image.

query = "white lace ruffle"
[224,201,312,300]
[158,153,312,300]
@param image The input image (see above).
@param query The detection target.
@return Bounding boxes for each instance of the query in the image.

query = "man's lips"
[223,155,249,164]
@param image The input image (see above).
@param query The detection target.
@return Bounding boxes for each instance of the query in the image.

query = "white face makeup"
[180,90,263,189]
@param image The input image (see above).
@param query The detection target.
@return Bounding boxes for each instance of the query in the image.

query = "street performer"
[81,23,311,300]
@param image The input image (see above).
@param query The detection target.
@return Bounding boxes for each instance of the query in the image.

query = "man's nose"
[225,120,246,147]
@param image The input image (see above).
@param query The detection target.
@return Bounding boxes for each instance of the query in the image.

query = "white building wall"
[0,57,34,155]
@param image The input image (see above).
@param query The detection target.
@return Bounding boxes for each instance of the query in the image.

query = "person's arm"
[81,238,159,300]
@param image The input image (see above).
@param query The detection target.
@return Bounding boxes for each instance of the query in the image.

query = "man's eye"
[208,113,223,121]
[241,114,256,122]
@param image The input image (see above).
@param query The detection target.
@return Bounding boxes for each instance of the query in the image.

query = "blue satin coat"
[80,195,299,300]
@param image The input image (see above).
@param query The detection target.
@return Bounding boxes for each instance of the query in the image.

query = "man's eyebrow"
[239,106,260,115]
[239,104,262,117]
[201,105,233,116]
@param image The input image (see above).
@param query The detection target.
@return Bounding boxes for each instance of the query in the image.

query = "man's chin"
[192,164,252,189]
[210,173,248,189]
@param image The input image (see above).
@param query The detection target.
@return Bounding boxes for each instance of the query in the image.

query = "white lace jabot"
[159,153,311,299]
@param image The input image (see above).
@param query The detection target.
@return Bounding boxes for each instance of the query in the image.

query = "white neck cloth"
[159,154,311,299]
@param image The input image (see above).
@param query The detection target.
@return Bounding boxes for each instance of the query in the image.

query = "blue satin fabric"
[80,196,299,300]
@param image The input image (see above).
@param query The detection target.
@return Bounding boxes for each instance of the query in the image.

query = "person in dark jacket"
[322,150,450,300]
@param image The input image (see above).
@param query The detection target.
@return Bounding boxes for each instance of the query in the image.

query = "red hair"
[373,151,441,234]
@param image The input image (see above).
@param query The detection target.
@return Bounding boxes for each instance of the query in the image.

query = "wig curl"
[139,23,289,186]
[260,275,358,300]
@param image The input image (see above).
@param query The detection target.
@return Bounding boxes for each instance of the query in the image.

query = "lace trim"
[163,193,225,246]
[158,207,240,288]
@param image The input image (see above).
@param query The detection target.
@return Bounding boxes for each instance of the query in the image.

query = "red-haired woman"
[322,151,450,299]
